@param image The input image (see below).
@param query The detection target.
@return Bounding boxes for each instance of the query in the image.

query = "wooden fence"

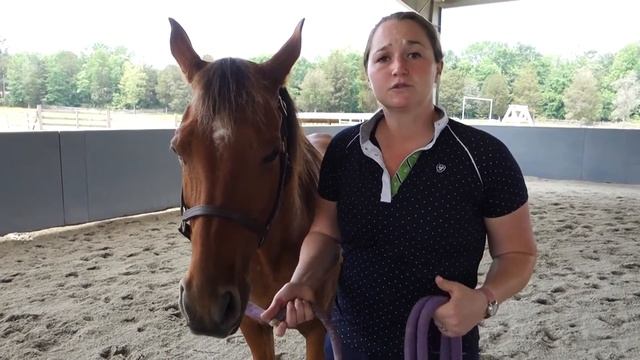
[31,106,373,130]
[36,105,111,130]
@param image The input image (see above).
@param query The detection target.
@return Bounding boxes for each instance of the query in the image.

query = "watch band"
[477,286,498,318]
[477,286,496,304]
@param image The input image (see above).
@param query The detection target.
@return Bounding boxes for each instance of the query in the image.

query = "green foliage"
[45,51,81,106]
[512,65,542,116]
[564,67,602,123]
[6,53,47,107]
[140,65,160,109]
[156,65,191,112]
[297,68,332,112]
[76,44,129,107]
[611,71,640,121]
[609,43,640,82]
[539,58,575,119]
[114,62,147,109]
[438,68,467,117]
[358,70,378,113]
[0,36,638,125]
[319,50,362,112]
[288,57,314,99]
[481,73,510,119]
[0,37,8,100]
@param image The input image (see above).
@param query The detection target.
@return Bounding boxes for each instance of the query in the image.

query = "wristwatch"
[478,287,499,318]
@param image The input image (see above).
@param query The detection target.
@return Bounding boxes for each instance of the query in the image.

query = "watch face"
[487,300,499,317]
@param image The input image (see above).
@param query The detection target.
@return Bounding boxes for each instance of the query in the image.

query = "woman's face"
[366,19,442,111]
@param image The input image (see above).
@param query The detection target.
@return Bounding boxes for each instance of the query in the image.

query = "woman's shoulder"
[445,118,508,150]
[329,124,361,149]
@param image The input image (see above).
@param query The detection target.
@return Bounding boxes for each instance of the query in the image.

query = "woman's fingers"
[275,320,288,337]
[303,300,314,322]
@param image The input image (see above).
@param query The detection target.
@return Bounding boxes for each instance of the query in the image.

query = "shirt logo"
[436,163,446,173]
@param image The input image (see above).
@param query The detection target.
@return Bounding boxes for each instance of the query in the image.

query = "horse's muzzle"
[178,279,242,338]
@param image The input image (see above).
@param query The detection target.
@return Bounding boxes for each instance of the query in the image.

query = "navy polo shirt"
[318,107,528,359]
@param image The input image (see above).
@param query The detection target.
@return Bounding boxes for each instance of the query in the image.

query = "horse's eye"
[262,148,280,163]
[171,146,185,165]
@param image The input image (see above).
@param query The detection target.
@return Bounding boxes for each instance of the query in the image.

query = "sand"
[1,177,639,360]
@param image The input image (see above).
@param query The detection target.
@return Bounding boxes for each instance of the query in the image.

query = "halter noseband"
[178,88,290,247]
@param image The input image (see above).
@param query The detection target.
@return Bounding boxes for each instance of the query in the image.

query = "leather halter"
[178,88,290,247]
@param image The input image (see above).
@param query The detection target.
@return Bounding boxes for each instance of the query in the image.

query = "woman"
[262,11,537,359]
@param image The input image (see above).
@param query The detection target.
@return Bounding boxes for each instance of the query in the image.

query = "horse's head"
[169,18,303,337]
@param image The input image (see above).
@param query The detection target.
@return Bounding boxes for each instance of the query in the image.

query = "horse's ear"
[169,18,206,83]
[261,19,304,87]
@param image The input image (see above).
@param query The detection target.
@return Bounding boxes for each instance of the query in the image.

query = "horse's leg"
[298,319,327,360]
[241,317,276,360]
[306,133,332,157]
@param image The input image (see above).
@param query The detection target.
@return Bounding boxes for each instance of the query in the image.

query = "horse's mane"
[278,87,321,216]
[191,57,321,217]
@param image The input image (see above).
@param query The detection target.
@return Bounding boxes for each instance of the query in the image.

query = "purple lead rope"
[405,296,463,360]
[245,296,460,360]
[244,302,343,360]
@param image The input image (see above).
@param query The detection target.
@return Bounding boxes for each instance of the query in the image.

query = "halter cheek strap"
[178,88,290,247]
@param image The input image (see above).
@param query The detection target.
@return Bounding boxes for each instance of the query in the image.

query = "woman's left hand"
[432,275,487,337]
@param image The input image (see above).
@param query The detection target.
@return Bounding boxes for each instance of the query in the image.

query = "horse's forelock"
[192,58,272,135]
[189,57,319,217]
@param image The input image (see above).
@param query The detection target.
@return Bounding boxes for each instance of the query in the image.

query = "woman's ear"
[435,62,444,84]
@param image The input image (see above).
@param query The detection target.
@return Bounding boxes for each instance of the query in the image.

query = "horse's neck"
[279,138,320,244]
[258,137,320,261]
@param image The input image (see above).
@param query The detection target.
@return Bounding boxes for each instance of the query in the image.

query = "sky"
[1,0,638,69]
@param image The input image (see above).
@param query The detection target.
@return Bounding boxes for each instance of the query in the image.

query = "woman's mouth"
[391,82,410,89]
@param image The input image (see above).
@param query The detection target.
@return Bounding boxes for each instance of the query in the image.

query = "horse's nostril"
[215,291,239,327]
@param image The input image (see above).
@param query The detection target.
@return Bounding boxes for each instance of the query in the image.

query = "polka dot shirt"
[317,108,528,359]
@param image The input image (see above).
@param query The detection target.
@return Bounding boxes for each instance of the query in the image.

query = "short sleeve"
[317,135,344,202]
[481,139,528,218]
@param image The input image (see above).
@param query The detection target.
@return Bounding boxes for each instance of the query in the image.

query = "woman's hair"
[363,11,443,71]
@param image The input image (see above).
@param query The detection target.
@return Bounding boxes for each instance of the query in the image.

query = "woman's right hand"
[260,282,316,337]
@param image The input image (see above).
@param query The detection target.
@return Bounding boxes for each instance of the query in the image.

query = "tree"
[512,65,542,116]
[540,57,575,119]
[563,67,602,123]
[139,65,160,109]
[115,62,147,109]
[438,68,467,118]
[609,43,640,82]
[156,65,191,112]
[318,50,362,112]
[6,53,47,107]
[76,44,129,107]
[481,73,510,119]
[610,72,640,121]
[45,51,81,106]
[358,69,378,113]
[0,37,8,102]
[297,68,332,112]
[287,57,314,99]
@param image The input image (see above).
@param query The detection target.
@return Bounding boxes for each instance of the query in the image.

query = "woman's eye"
[262,148,280,163]
[408,52,422,59]
[376,55,390,63]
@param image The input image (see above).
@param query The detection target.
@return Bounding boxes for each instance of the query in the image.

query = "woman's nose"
[391,57,408,76]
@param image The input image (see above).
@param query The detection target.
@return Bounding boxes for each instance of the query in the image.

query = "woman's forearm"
[482,252,537,303]
[290,231,340,290]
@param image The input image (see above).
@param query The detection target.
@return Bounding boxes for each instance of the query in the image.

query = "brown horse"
[168,18,338,359]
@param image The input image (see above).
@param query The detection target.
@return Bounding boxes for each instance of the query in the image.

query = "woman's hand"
[432,275,487,337]
[260,282,316,337]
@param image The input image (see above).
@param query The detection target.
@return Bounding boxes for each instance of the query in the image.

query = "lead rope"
[404,296,463,360]
[244,302,343,360]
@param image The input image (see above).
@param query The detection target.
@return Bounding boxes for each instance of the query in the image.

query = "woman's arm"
[482,201,537,302]
[261,196,341,335]
[433,202,537,336]
[290,196,342,289]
